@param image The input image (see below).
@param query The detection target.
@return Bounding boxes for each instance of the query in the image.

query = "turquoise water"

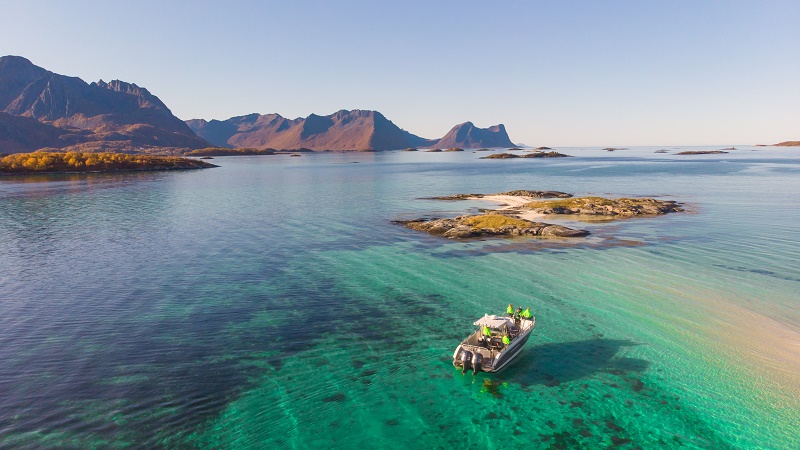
[1,147,798,448]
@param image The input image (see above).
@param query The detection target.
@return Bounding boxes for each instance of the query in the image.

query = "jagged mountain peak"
[432,121,514,148]
[0,55,208,152]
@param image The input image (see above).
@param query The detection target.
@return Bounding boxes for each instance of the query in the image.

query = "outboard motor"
[471,352,483,374]
[461,350,473,374]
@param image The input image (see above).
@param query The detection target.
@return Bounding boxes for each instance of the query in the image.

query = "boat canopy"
[473,314,514,330]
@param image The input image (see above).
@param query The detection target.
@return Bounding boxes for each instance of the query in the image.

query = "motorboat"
[452,313,535,374]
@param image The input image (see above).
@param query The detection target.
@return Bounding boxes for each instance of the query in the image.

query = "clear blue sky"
[2,0,798,146]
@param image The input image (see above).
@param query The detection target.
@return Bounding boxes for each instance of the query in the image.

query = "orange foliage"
[0,151,213,174]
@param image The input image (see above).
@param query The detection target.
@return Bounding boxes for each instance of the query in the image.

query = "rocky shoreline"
[395,214,589,239]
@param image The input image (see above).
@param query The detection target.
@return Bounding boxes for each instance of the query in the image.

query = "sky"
[1,0,798,146]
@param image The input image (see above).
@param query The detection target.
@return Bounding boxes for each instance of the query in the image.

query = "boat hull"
[453,317,535,373]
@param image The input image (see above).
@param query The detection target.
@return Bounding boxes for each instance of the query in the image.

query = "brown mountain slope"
[0,112,90,153]
[0,55,208,153]
[187,110,436,150]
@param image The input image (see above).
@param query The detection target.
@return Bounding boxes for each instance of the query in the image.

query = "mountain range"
[186,112,515,151]
[0,55,516,154]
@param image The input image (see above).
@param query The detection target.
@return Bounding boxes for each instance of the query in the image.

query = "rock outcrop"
[424,190,572,200]
[774,141,800,147]
[480,151,571,159]
[396,214,589,239]
[524,197,683,216]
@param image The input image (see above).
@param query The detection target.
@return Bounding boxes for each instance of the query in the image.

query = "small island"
[481,151,571,159]
[774,141,800,147]
[398,190,684,241]
[675,150,728,155]
[0,151,216,175]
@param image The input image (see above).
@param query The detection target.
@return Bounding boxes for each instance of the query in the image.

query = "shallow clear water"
[1,147,798,449]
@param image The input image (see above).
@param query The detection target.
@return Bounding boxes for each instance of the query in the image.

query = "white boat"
[452,313,535,374]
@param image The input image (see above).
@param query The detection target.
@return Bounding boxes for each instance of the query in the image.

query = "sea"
[1,146,798,449]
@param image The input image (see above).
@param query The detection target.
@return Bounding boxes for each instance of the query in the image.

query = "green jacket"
[482,325,491,337]
[521,308,532,319]
[502,335,511,345]
[506,305,514,315]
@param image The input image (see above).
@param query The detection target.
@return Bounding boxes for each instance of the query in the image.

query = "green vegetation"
[184,147,275,156]
[528,197,616,209]
[462,214,533,229]
[0,151,215,174]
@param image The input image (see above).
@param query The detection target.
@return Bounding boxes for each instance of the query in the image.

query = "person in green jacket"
[521,307,532,319]
[506,304,514,316]
[502,333,511,346]
[481,325,492,341]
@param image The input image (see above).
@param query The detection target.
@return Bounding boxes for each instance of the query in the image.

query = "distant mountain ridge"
[431,122,514,149]
[0,55,517,154]
[187,110,437,151]
[187,111,514,151]
[0,55,208,152]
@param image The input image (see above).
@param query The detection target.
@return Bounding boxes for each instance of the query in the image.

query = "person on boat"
[521,307,532,320]
[506,304,514,316]
[514,307,523,324]
[502,333,511,347]
[481,325,492,345]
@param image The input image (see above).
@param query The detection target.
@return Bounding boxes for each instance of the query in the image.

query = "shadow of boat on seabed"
[498,339,649,387]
